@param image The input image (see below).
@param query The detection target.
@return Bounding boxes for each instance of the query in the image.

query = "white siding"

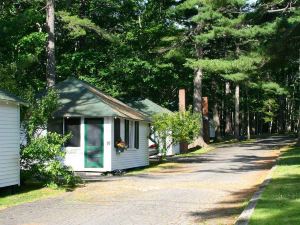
[111,119,149,170]
[64,117,112,172]
[0,101,20,188]
[63,117,149,172]
[149,130,180,156]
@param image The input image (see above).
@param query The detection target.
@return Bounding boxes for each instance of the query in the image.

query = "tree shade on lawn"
[249,146,300,225]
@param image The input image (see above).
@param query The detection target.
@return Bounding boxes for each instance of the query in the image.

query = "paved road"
[0,136,295,225]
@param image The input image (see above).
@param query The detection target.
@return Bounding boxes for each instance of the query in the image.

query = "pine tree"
[46,0,55,88]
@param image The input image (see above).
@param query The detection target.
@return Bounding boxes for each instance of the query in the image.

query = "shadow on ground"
[247,145,300,225]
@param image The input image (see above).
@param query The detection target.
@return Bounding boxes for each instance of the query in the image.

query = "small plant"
[152,107,201,157]
[115,138,127,153]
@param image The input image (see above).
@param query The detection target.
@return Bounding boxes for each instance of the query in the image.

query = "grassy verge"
[249,145,300,225]
[0,182,65,210]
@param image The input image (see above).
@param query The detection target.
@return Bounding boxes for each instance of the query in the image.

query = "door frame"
[84,118,104,168]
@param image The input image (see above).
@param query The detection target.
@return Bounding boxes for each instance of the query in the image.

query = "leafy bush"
[152,107,201,156]
[21,89,80,187]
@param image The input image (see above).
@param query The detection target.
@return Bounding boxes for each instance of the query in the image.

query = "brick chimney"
[179,89,186,112]
[179,89,188,153]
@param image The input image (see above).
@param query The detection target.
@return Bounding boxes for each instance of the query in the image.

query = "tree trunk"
[297,118,300,146]
[190,67,207,148]
[296,49,300,146]
[212,79,221,141]
[235,84,240,140]
[225,82,232,136]
[246,91,250,140]
[46,0,55,88]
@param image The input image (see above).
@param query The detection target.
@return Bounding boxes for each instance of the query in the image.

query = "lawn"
[0,182,65,210]
[249,145,300,225]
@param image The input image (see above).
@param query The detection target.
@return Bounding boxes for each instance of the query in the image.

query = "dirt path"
[0,136,295,225]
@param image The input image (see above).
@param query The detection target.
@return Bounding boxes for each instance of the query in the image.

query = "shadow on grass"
[248,145,300,225]
[187,143,299,224]
[0,180,77,199]
[0,182,45,198]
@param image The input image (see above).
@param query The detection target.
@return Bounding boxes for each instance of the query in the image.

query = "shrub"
[152,107,201,156]
[21,89,80,187]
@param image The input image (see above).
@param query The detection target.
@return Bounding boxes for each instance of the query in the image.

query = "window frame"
[114,118,121,147]
[64,117,81,147]
[124,119,130,146]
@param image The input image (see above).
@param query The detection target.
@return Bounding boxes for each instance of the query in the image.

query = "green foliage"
[57,11,116,42]
[261,98,279,123]
[153,108,201,155]
[25,89,59,137]
[21,132,78,187]
[21,90,80,187]
[0,0,299,143]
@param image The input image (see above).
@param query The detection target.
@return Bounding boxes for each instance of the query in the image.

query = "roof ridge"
[80,82,148,120]
[64,78,148,121]
[0,89,28,106]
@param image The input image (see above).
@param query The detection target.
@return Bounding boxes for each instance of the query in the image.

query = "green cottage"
[49,78,150,172]
[126,98,180,156]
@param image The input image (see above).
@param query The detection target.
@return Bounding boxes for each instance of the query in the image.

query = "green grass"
[249,145,300,225]
[0,182,65,210]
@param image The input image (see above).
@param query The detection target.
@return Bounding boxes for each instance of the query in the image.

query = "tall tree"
[297,49,300,146]
[46,0,55,87]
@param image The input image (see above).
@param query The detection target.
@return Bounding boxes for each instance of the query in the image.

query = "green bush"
[21,89,80,187]
[152,107,201,156]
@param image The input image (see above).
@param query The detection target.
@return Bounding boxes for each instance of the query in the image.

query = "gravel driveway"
[0,136,295,225]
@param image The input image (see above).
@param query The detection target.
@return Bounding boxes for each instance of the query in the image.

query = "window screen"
[129,121,134,148]
[134,121,139,149]
[124,120,129,146]
[114,118,121,146]
[48,118,63,135]
[64,118,81,147]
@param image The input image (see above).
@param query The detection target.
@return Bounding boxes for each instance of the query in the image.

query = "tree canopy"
[0,0,299,142]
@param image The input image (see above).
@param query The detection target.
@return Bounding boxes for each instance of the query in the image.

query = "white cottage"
[48,78,150,172]
[0,90,27,188]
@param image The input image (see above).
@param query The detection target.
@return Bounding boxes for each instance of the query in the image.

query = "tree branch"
[267,2,297,13]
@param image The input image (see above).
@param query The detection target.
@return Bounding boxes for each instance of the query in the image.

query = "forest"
[0,0,299,145]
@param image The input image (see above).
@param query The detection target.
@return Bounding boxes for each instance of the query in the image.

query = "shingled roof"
[0,89,27,106]
[53,78,149,121]
[125,98,172,118]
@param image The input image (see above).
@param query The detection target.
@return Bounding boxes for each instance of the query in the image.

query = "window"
[64,118,81,147]
[48,118,63,135]
[124,119,130,146]
[129,121,134,148]
[114,118,121,146]
[134,121,139,149]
